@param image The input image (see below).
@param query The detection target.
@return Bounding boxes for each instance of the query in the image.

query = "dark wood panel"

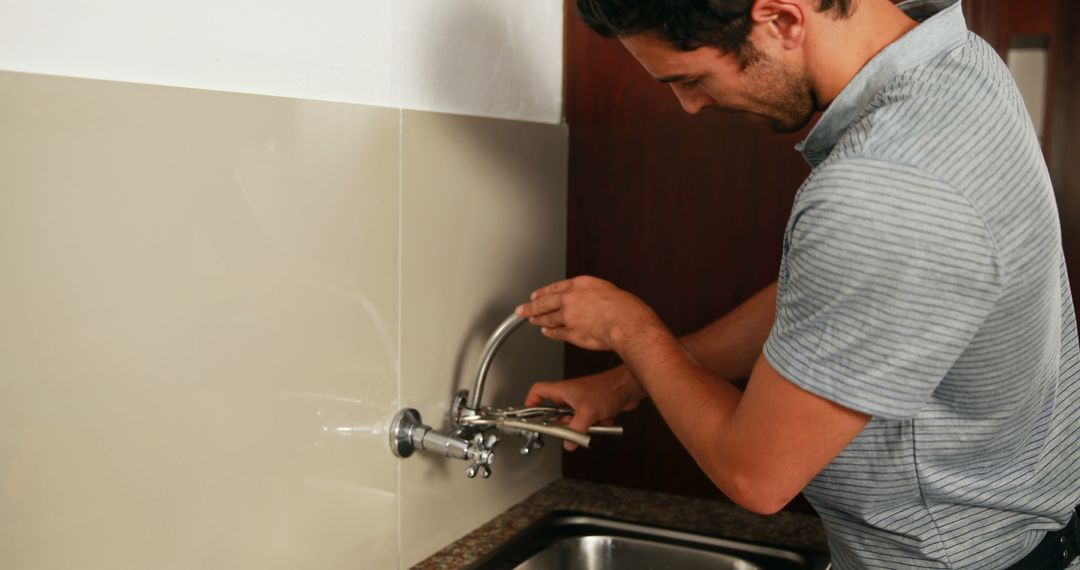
[562,0,1079,511]
[1049,0,1080,306]
[562,5,811,507]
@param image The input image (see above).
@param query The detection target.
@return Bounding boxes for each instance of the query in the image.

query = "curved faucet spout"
[389,309,621,479]
[467,313,528,411]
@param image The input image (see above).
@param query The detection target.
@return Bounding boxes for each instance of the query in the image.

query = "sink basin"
[469,511,829,570]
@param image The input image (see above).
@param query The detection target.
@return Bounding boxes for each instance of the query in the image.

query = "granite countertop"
[413,478,828,569]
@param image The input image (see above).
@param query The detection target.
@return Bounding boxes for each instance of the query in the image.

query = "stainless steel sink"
[469,511,829,570]
[516,534,768,569]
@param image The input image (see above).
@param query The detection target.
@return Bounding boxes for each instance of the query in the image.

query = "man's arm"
[679,282,776,379]
[518,276,870,515]
[621,322,870,515]
[523,282,778,449]
[575,281,777,384]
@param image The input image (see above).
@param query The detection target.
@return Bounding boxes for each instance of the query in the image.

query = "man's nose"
[673,88,710,115]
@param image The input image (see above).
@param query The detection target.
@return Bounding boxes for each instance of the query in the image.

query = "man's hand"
[516,276,666,451]
[516,278,870,513]
[515,276,666,353]
[524,365,647,451]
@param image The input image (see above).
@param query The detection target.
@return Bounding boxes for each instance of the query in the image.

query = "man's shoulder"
[793,152,993,245]
[832,32,1024,174]
[801,154,959,202]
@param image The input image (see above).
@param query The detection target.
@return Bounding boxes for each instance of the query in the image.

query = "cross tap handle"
[465,432,498,479]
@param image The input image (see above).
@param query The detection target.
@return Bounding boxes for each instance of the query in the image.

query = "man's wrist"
[611,364,648,406]
[610,310,668,356]
[613,315,685,375]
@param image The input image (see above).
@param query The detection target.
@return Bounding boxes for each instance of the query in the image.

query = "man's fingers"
[540,326,569,342]
[524,381,569,408]
[530,279,573,300]
[523,382,551,407]
[528,312,563,328]
[516,293,563,318]
[564,410,597,452]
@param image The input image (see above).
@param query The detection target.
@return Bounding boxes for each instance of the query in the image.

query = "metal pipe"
[412,425,471,459]
[467,313,528,410]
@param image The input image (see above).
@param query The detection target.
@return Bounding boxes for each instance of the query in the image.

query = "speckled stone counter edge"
[412,478,828,569]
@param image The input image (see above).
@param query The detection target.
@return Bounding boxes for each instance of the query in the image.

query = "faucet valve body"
[388,312,621,479]
[389,408,500,478]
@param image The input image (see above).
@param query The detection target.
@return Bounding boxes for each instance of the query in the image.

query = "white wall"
[0,0,564,124]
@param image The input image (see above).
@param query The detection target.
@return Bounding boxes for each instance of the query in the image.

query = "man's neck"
[806,0,920,109]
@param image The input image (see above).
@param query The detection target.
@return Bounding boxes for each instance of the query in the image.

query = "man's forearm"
[614,314,866,516]
[679,282,777,379]
[614,323,751,504]
[605,282,776,404]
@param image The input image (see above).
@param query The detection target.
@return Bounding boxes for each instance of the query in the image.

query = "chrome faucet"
[465,313,529,411]
[388,313,622,479]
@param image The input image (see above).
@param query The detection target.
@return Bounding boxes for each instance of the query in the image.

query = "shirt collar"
[795,0,969,167]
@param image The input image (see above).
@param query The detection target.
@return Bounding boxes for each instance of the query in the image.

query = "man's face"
[620,33,816,133]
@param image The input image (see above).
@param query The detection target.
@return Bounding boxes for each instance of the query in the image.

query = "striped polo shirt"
[761,0,1080,568]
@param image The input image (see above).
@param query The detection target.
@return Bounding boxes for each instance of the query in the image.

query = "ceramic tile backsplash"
[0,71,568,570]
[0,71,400,570]
[399,111,567,567]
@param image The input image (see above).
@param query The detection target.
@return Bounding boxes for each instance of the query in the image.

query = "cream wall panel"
[0,0,564,123]
[0,72,401,570]
[399,110,568,567]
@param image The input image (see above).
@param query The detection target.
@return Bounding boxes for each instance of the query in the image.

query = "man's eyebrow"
[656,74,689,84]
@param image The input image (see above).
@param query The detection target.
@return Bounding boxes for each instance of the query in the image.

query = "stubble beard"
[746,54,817,134]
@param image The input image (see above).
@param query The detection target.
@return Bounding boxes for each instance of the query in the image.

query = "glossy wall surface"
[0,70,566,569]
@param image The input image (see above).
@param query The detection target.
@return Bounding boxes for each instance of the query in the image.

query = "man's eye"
[681,78,700,88]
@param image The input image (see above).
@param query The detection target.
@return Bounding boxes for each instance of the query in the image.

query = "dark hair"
[576,0,854,63]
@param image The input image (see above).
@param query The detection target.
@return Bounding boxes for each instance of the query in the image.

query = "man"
[514,0,1080,568]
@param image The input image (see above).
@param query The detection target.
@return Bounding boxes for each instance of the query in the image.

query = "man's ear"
[750,0,807,50]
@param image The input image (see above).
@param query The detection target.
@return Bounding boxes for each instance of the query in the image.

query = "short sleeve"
[763,158,1003,419]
